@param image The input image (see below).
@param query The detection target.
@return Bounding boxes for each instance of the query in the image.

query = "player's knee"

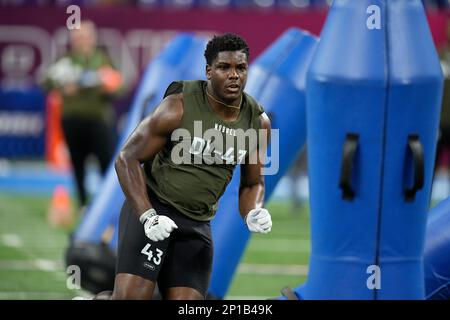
[111,274,155,300]
[111,287,152,300]
[165,288,204,300]
[110,289,130,300]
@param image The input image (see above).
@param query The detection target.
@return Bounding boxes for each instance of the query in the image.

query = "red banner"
[0,6,447,88]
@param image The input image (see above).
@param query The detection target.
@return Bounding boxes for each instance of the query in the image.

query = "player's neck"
[206,86,242,122]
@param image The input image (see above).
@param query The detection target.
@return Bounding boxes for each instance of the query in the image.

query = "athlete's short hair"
[204,33,250,65]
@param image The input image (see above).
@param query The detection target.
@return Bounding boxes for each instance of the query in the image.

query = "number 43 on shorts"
[141,243,164,265]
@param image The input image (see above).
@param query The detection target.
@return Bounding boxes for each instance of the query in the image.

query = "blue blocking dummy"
[66,34,207,293]
[208,28,318,299]
[424,199,450,300]
[299,0,442,299]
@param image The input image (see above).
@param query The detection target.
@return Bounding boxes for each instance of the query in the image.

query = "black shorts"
[116,188,213,297]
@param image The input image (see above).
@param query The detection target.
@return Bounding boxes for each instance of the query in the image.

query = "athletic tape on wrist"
[139,208,157,224]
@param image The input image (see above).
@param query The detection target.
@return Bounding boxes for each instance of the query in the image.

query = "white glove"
[139,208,178,242]
[245,208,272,234]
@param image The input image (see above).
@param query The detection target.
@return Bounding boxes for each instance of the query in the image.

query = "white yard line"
[1,234,23,248]
[0,260,309,276]
[0,259,63,272]
[33,259,62,272]
[0,235,69,282]
[0,259,85,299]
[238,263,308,276]
[248,239,310,253]
[0,291,71,299]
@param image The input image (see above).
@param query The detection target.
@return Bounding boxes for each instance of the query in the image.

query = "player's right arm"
[115,93,183,219]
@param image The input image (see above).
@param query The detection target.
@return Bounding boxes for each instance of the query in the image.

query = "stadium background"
[0,0,448,299]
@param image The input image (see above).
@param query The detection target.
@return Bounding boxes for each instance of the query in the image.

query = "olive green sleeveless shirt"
[145,80,265,221]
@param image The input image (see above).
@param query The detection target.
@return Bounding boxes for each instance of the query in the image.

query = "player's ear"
[206,65,211,80]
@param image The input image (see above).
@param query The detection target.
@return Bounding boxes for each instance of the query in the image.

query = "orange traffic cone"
[48,185,74,227]
[45,90,71,173]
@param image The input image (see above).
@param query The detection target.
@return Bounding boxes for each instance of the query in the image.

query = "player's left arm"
[239,112,272,234]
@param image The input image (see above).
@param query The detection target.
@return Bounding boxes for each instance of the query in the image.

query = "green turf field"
[0,194,80,299]
[0,193,310,300]
[227,201,310,299]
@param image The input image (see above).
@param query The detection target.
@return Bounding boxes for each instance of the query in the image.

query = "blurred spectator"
[43,20,123,209]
